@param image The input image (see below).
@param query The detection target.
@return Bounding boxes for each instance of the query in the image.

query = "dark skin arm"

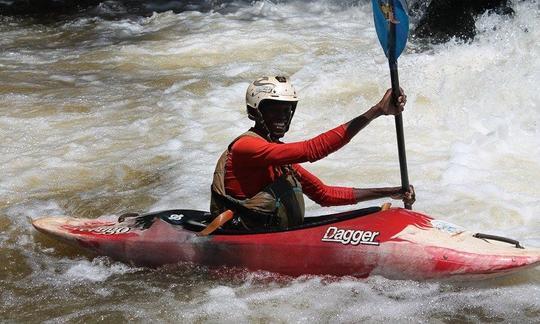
[353,185,416,206]
[344,88,406,140]
[346,88,415,206]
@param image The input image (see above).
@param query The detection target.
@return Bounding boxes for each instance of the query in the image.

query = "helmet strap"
[252,109,274,142]
[284,104,296,133]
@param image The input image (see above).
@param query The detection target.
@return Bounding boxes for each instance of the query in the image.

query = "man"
[211,76,415,230]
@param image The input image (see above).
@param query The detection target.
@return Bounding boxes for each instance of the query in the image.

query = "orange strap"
[198,210,234,236]
[381,202,392,211]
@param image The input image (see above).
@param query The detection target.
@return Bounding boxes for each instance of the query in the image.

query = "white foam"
[1,1,539,322]
[49,74,76,83]
[62,258,135,282]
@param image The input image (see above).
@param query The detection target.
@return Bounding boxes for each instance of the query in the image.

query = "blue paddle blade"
[372,0,409,58]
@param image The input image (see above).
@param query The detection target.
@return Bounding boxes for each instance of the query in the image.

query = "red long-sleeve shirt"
[224,124,357,206]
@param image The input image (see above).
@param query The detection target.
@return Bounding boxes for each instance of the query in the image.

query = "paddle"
[372,0,412,209]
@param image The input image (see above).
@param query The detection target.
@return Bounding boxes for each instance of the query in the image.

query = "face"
[259,101,294,139]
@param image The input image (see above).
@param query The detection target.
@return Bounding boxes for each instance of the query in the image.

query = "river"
[1,0,539,322]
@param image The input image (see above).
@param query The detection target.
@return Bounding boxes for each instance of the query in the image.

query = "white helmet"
[246,76,299,121]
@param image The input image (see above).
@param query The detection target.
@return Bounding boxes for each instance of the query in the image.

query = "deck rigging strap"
[473,233,524,249]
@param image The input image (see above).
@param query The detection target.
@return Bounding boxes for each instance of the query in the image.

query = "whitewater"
[1,0,539,322]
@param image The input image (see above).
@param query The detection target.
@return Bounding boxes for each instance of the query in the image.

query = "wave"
[0,0,523,45]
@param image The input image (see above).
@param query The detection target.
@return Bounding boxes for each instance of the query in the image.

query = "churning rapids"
[1,0,539,322]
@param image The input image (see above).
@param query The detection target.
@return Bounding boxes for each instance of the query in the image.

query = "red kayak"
[32,206,540,280]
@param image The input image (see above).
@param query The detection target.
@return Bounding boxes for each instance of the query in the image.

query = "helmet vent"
[276,76,287,83]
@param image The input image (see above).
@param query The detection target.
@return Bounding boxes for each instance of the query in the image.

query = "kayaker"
[211,76,415,230]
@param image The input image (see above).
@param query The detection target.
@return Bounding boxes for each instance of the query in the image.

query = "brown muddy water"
[1,1,539,322]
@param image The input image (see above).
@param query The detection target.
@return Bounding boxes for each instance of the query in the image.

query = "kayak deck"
[32,207,540,280]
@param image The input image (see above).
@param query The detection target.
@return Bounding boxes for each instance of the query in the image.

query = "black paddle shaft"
[388,17,411,210]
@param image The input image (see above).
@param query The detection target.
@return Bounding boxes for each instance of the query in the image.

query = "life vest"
[210,131,305,229]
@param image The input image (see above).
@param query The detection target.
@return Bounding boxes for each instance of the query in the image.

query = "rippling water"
[1,1,539,322]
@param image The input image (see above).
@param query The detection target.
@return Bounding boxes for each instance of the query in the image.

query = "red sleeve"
[292,164,357,207]
[231,124,350,166]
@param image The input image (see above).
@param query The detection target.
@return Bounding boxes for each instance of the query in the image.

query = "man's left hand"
[390,185,415,206]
